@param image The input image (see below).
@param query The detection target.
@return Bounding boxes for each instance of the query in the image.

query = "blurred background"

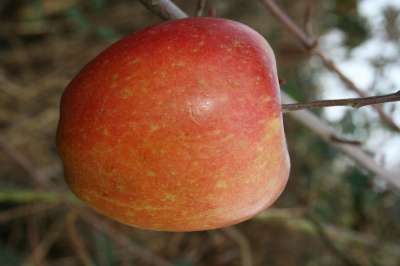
[0,0,400,265]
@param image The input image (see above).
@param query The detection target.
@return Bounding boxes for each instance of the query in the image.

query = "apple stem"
[281,90,400,112]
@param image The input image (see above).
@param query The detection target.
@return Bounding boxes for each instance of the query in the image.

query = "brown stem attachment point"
[281,91,400,113]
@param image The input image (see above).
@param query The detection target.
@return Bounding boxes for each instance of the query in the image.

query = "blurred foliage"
[92,232,114,266]
[383,5,400,42]
[0,0,399,266]
[340,111,357,134]
[0,243,24,266]
[321,0,370,48]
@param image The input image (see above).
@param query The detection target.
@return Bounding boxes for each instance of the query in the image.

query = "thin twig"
[66,211,94,266]
[0,204,57,224]
[22,217,66,266]
[259,0,317,48]
[260,0,400,131]
[282,92,400,189]
[138,0,186,20]
[0,189,79,204]
[330,135,362,146]
[281,90,400,112]
[256,209,400,259]
[28,216,43,266]
[80,211,172,266]
[222,227,253,266]
[303,0,315,36]
[0,137,48,187]
[195,0,207,16]
[306,214,361,266]
[314,49,400,131]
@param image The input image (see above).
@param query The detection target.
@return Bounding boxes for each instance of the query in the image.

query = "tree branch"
[282,93,400,188]
[138,0,186,20]
[259,0,317,49]
[0,189,79,204]
[222,227,253,266]
[260,0,400,132]
[66,211,95,266]
[282,90,400,112]
[306,214,361,266]
[256,209,400,263]
[0,137,48,187]
[22,217,66,266]
[0,204,57,224]
[80,211,173,266]
[195,0,207,16]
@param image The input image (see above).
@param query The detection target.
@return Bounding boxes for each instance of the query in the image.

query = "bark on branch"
[260,0,400,131]
[282,90,400,112]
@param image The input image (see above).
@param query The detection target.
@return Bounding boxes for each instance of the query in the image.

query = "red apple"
[57,17,290,231]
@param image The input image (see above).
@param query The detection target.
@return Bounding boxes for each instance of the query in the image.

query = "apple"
[57,17,290,231]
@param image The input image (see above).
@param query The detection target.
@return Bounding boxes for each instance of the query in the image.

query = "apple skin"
[57,17,290,231]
